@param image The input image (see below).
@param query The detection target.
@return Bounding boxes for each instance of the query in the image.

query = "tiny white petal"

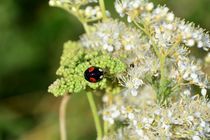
[191,73,198,80]
[187,116,194,121]
[111,110,120,118]
[127,16,132,23]
[186,39,195,46]
[146,3,154,11]
[109,119,114,124]
[183,90,191,96]
[49,0,55,6]
[192,136,201,140]
[131,89,138,96]
[128,113,135,120]
[200,120,206,127]
[166,13,174,22]
[201,88,207,97]
[102,95,109,103]
[136,129,144,136]
[197,41,203,48]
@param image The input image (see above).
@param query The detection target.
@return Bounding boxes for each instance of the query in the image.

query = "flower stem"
[160,56,166,86]
[82,22,90,34]
[99,0,107,20]
[87,92,103,140]
[133,20,171,105]
[104,121,108,135]
[77,9,103,139]
[133,21,160,58]
[159,55,166,103]
[59,94,71,140]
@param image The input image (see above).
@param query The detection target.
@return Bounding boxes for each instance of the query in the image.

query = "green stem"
[160,56,166,87]
[167,36,181,56]
[99,0,107,20]
[87,92,103,140]
[133,20,170,105]
[78,10,102,139]
[59,94,71,140]
[159,55,166,103]
[82,22,90,34]
[133,21,160,58]
[103,121,108,135]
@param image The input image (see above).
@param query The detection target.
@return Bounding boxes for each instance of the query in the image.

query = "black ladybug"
[84,66,104,83]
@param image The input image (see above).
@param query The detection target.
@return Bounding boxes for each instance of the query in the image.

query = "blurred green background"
[0,0,209,140]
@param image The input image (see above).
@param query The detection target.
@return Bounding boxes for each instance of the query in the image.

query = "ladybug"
[84,66,104,83]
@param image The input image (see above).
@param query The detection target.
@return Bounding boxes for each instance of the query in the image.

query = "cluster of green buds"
[48,41,126,96]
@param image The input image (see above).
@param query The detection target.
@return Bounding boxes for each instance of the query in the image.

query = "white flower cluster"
[49,0,102,22]
[121,77,144,96]
[102,86,156,125]
[119,54,159,96]
[80,20,145,53]
[83,6,102,20]
[115,0,153,20]
[113,0,210,101]
[102,105,142,126]
[102,88,210,139]
[177,57,208,88]
[115,0,210,51]
[49,0,97,6]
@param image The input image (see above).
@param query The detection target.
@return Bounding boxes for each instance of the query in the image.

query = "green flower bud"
[48,41,126,96]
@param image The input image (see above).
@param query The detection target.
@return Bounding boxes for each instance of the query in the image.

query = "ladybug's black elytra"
[84,66,104,83]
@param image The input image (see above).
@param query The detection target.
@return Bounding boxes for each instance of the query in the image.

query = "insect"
[84,66,104,83]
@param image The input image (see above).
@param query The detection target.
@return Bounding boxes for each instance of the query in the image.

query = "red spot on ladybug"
[88,67,95,72]
[84,66,104,83]
[89,77,96,83]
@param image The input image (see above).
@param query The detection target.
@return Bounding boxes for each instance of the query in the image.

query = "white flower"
[142,118,153,125]
[130,89,138,96]
[167,111,173,118]
[49,0,56,6]
[154,109,161,115]
[183,89,191,96]
[103,44,114,52]
[205,52,210,63]
[187,116,194,121]
[136,129,144,136]
[80,20,145,53]
[84,6,102,19]
[145,2,154,11]
[49,0,97,6]
[132,78,144,88]
[115,0,210,51]
[102,106,120,124]
[194,112,201,118]
[162,123,170,130]
[123,78,144,96]
[166,12,174,22]
[192,135,201,140]
[102,95,109,103]
[128,112,135,120]
[200,120,206,128]
[201,88,207,97]
[177,57,208,88]
[186,39,195,46]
